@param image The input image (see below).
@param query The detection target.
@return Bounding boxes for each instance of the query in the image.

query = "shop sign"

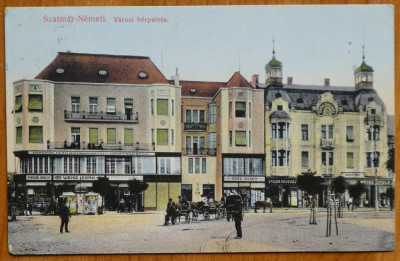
[26,175,51,181]
[341,172,365,178]
[266,178,296,185]
[108,176,143,181]
[29,151,155,156]
[224,176,265,182]
[347,179,392,186]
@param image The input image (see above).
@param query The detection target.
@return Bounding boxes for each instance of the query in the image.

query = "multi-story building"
[258,48,391,207]
[13,52,182,211]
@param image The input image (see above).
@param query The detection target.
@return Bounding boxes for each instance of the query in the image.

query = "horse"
[254,200,271,213]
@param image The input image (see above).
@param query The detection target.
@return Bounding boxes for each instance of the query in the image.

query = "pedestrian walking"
[28,203,33,216]
[164,198,173,225]
[60,199,71,233]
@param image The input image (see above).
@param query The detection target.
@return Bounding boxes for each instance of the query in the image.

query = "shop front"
[265,177,298,208]
[223,176,265,207]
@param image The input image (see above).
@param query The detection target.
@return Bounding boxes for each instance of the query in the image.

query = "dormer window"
[190,88,196,94]
[277,105,283,111]
[371,109,376,114]
[138,71,148,79]
[368,97,374,102]
[98,69,108,76]
[56,68,64,74]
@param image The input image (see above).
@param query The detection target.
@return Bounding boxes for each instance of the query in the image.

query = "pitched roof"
[226,72,253,88]
[175,80,225,97]
[35,52,169,84]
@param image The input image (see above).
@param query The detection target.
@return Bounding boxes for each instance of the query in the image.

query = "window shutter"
[157,99,168,115]
[107,98,116,113]
[124,129,133,145]
[235,131,246,146]
[29,126,43,143]
[107,129,116,144]
[16,127,22,144]
[14,96,22,112]
[157,129,168,145]
[28,95,43,111]
[89,128,98,144]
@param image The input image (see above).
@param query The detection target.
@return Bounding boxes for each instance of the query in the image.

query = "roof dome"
[355,61,373,74]
[265,55,282,70]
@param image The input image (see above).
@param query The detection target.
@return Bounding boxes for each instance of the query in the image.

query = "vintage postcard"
[6,5,395,254]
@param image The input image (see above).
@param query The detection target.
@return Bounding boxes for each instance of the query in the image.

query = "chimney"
[287,77,293,85]
[324,78,330,87]
[171,67,180,86]
[252,74,259,88]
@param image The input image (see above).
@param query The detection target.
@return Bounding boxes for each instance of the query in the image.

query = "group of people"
[164,196,190,225]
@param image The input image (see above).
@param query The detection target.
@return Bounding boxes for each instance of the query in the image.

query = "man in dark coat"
[232,198,243,239]
[164,198,173,225]
[60,199,71,233]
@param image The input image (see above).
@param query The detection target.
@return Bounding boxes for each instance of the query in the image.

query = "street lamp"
[373,155,379,212]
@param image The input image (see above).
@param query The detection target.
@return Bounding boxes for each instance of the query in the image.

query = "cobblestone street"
[8,209,395,255]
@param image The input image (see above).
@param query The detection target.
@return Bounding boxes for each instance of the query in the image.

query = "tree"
[386,187,395,211]
[385,148,395,173]
[296,170,323,224]
[347,181,365,211]
[128,179,149,212]
[92,177,112,214]
[331,176,347,218]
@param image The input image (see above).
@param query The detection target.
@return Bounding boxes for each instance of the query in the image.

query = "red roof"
[35,52,169,84]
[178,72,252,98]
[226,72,253,88]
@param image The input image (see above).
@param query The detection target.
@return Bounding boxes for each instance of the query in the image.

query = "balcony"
[47,141,155,151]
[320,139,335,150]
[321,165,335,175]
[184,122,207,131]
[64,110,139,123]
[182,148,216,156]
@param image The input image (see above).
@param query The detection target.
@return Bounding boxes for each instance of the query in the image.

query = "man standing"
[164,198,173,225]
[60,199,70,233]
[232,197,243,239]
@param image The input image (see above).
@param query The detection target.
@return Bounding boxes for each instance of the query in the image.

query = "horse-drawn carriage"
[191,200,223,221]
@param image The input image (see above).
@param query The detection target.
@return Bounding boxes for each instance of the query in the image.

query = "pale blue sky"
[5,5,395,171]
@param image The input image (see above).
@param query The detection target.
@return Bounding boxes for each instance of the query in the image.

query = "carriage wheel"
[204,211,210,220]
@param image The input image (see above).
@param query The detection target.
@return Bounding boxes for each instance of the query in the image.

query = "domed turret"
[355,45,374,89]
[265,38,282,85]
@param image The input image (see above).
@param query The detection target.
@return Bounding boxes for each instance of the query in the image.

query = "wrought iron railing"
[64,110,138,122]
[182,148,216,156]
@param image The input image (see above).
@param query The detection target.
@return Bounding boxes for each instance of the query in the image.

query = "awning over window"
[106,98,116,113]
[124,99,133,109]
[157,129,168,145]
[107,129,116,144]
[124,129,133,146]
[235,131,246,146]
[28,95,43,111]
[29,126,43,143]
[14,96,22,112]
[89,128,98,144]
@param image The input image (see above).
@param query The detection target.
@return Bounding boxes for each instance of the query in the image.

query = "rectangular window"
[188,158,193,173]
[373,152,380,167]
[208,103,216,123]
[373,126,380,141]
[124,128,133,146]
[107,128,116,144]
[322,152,327,166]
[186,110,191,123]
[366,152,372,167]
[171,129,174,146]
[157,99,168,115]
[29,126,43,143]
[89,128,98,144]
[88,97,98,114]
[278,150,287,166]
[301,125,308,140]
[278,123,286,139]
[71,127,80,144]
[249,131,251,147]
[151,129,154,144]
[186,136,192,149]
[346,126,354,142]
[14,95,22,113]
[199,137,205,149]
[235,102,246,117]
[28,95,43,112]
[271,151,277,166]
[106,98,116,114]
[195,158,200,173]
[328,125,334,139]
[235,131,246,146]
[16,127,22,144]
[71,97,80,113]
[151,99,154,115]
[202,158,206,173]
[347,152,354,168]
[321,125,326,139]
[229,102,232,118]
[329,152,334,166]
[301,151,309,168]
[105,157,116,174]
[171,100,174,116]
[229,131,232,146]
[157,129,168,145]
[86,157,97,174]
[208,133,216,149]
[192,110,198,123]
[271,123,277,139]
[249,102,251,118]
[157,157,179,174]
[199,110,205,123]
[245,158,263,175]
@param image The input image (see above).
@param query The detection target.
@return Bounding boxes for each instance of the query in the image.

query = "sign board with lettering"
[224,176,265,182]
[266,178,297,185]
[29,151,155,156]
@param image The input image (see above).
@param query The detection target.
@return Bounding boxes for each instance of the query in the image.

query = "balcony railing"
[321,165,335,175]
[47,141,154,151]
[184,122,207,131]
[64,111,139,122]
[320,139,335,150]
[182,148,216,156]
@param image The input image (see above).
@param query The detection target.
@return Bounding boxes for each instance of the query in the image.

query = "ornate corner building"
[11,49,392,211]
